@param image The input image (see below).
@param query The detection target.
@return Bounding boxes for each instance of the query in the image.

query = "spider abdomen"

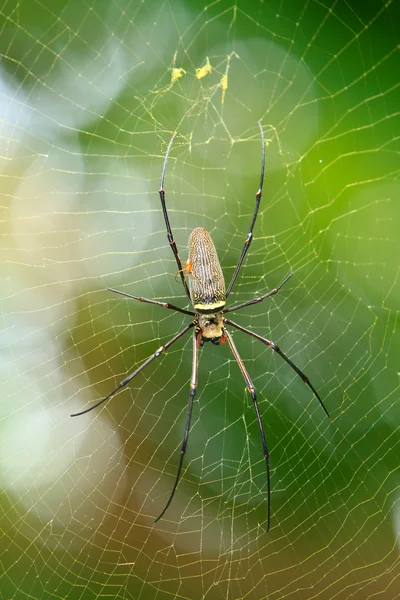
[188,227,226,313]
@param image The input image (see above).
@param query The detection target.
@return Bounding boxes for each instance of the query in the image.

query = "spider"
[71,123,329,530]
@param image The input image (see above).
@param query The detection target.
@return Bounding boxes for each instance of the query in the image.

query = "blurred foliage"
[1,0,399,599]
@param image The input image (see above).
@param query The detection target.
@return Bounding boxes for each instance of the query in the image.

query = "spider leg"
[108,288,194,316]
[226,122,265,298]
[154,330,199,523]
[224,272,293,314]
[225,318,329,418]
[71,323,194,417]
[159,132,191,300]
[224,328,271,531]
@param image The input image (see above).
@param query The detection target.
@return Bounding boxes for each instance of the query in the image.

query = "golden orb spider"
[71,123,329,530]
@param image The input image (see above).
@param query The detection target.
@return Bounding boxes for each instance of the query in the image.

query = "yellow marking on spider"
[193,301,226,312]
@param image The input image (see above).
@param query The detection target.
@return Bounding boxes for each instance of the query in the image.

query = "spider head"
[197,312,226,346]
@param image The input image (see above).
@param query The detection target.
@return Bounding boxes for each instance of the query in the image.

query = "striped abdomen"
[188,227,226,312]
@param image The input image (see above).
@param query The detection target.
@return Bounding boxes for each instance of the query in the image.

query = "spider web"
[1,0,399,598]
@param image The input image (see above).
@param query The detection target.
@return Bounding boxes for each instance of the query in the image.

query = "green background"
[1,0,399,599]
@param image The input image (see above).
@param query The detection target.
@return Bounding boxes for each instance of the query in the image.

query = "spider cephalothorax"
[71,123,329,531]
[195,311,225,346]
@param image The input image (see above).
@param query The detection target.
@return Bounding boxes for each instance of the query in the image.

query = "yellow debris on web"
[171,67,186,84]
[196,57,212,80]
[220,73,228,104]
